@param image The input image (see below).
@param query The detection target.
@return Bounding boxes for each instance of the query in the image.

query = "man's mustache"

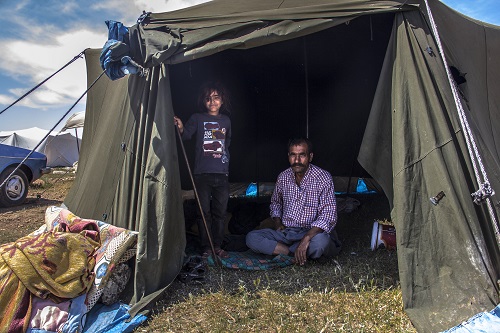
[292,163,305,167]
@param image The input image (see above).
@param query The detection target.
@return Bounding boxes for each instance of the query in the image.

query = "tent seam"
[393,135,455,178]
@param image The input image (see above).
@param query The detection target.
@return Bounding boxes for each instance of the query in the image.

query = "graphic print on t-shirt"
[203,121,226,159]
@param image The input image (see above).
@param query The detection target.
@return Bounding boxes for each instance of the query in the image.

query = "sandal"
[202,249,213,259]
[177,271,205,284]
[184,255,204,270]
[214,248,229,258]
[177,255,207,284]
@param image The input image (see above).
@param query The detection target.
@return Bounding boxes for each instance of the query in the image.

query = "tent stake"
[174,123,222,267]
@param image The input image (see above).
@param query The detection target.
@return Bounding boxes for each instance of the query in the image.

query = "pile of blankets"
[0,206,140,333]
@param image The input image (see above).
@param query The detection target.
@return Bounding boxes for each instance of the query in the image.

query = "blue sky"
[0,0,498,133]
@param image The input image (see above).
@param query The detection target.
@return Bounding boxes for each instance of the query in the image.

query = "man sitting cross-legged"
[246,138,341,265]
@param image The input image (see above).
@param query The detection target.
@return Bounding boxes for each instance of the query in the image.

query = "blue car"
[0,143,51,207]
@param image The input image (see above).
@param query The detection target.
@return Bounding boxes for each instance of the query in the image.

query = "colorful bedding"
[43,206,138,311]
[0,218,99,333]
[0,206,139,333]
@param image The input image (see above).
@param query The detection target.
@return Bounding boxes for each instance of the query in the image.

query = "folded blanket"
[0,221,99,333]
[44,206,137,312]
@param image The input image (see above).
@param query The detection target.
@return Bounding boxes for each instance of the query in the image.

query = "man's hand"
[295,227,323,265]
[295,236,311,265]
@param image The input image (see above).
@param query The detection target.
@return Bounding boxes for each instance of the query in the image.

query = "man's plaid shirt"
[270,164,337,233]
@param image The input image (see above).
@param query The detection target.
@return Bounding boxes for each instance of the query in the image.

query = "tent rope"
[0,49,88,116]
[424,0,500,243]
[0,69,106,191]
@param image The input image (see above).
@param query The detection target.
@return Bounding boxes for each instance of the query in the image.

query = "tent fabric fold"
[65,51,185,317]
[362,9,500,330]
[126,0,417,68]
[64,1,500,331]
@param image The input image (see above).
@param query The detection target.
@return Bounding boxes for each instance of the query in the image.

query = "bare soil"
[0,172,75,244]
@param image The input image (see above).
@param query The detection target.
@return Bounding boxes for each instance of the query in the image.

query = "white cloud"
[7,87,69,109]
[91,0,144,26]
[133,0,209,13]
[0,94,13,105]
[60,1,79,14]
[0,0,211,113]
[0,29,105,108]
[91,0,210,25]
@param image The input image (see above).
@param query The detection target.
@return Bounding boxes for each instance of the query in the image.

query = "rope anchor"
[471,182,495,205]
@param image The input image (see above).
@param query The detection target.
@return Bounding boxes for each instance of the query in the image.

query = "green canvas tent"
[64,0,500,331]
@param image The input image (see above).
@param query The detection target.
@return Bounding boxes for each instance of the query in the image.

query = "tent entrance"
[170,13,395,187]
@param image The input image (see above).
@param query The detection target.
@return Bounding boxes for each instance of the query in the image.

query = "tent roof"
[0,127,48,140]
[128,0,422,67]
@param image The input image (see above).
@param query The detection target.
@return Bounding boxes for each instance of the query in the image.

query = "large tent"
[64,0,500,331]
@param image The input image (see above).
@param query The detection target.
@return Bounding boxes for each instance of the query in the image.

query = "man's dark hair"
[288,138,313,154]
[197,81,231,115]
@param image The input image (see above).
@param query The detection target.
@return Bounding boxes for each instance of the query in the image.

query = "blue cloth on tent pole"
[106,20,128,41]
[99,20,146,81]
[440,304,500,332]
[82,302,147,333]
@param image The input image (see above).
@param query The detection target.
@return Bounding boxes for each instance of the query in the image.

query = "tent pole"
[75,128,80,154]
[174,124,221,267]
[303,38,309,138]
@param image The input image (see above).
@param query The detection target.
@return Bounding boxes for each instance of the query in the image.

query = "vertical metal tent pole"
[75,128,80,154]
[303,38,310,139]
[174,124,221,267]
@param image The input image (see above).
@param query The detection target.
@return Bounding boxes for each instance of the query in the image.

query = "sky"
[0,0,498,134]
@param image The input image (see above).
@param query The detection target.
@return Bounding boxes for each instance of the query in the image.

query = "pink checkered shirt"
[270,164,337,233]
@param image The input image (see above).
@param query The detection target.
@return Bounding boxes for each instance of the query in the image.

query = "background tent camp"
[63,0,500,331]
[62,111,85,133]
[0,126,81,167]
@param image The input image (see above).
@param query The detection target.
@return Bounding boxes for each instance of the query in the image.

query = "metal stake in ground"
[174,123,221,267]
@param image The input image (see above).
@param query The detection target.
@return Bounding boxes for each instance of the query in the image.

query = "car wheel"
[0,166,29,207]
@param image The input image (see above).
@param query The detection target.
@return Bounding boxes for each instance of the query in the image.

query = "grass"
[140,194,416,332]
[150,289,409,332]
[147,264,415,332]
[0,173,416,332]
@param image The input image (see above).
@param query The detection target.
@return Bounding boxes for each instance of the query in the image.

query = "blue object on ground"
[440,304,500,332]
[82,302,147,333]
[356,178,377,194]
[246,182,257,197]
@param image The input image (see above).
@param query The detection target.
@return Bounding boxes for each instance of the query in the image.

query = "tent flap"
[361,9,499,330]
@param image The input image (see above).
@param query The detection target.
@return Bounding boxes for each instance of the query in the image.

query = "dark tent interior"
[170,13,394,187]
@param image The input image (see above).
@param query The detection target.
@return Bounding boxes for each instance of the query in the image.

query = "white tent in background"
[0,127,81,167]
[62,111,85,131]
[62,111,85,155]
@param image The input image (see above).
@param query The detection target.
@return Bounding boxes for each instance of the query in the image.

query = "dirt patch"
[0,173,75,244]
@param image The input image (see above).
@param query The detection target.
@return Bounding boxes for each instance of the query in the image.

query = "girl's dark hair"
[197,81,231,115]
